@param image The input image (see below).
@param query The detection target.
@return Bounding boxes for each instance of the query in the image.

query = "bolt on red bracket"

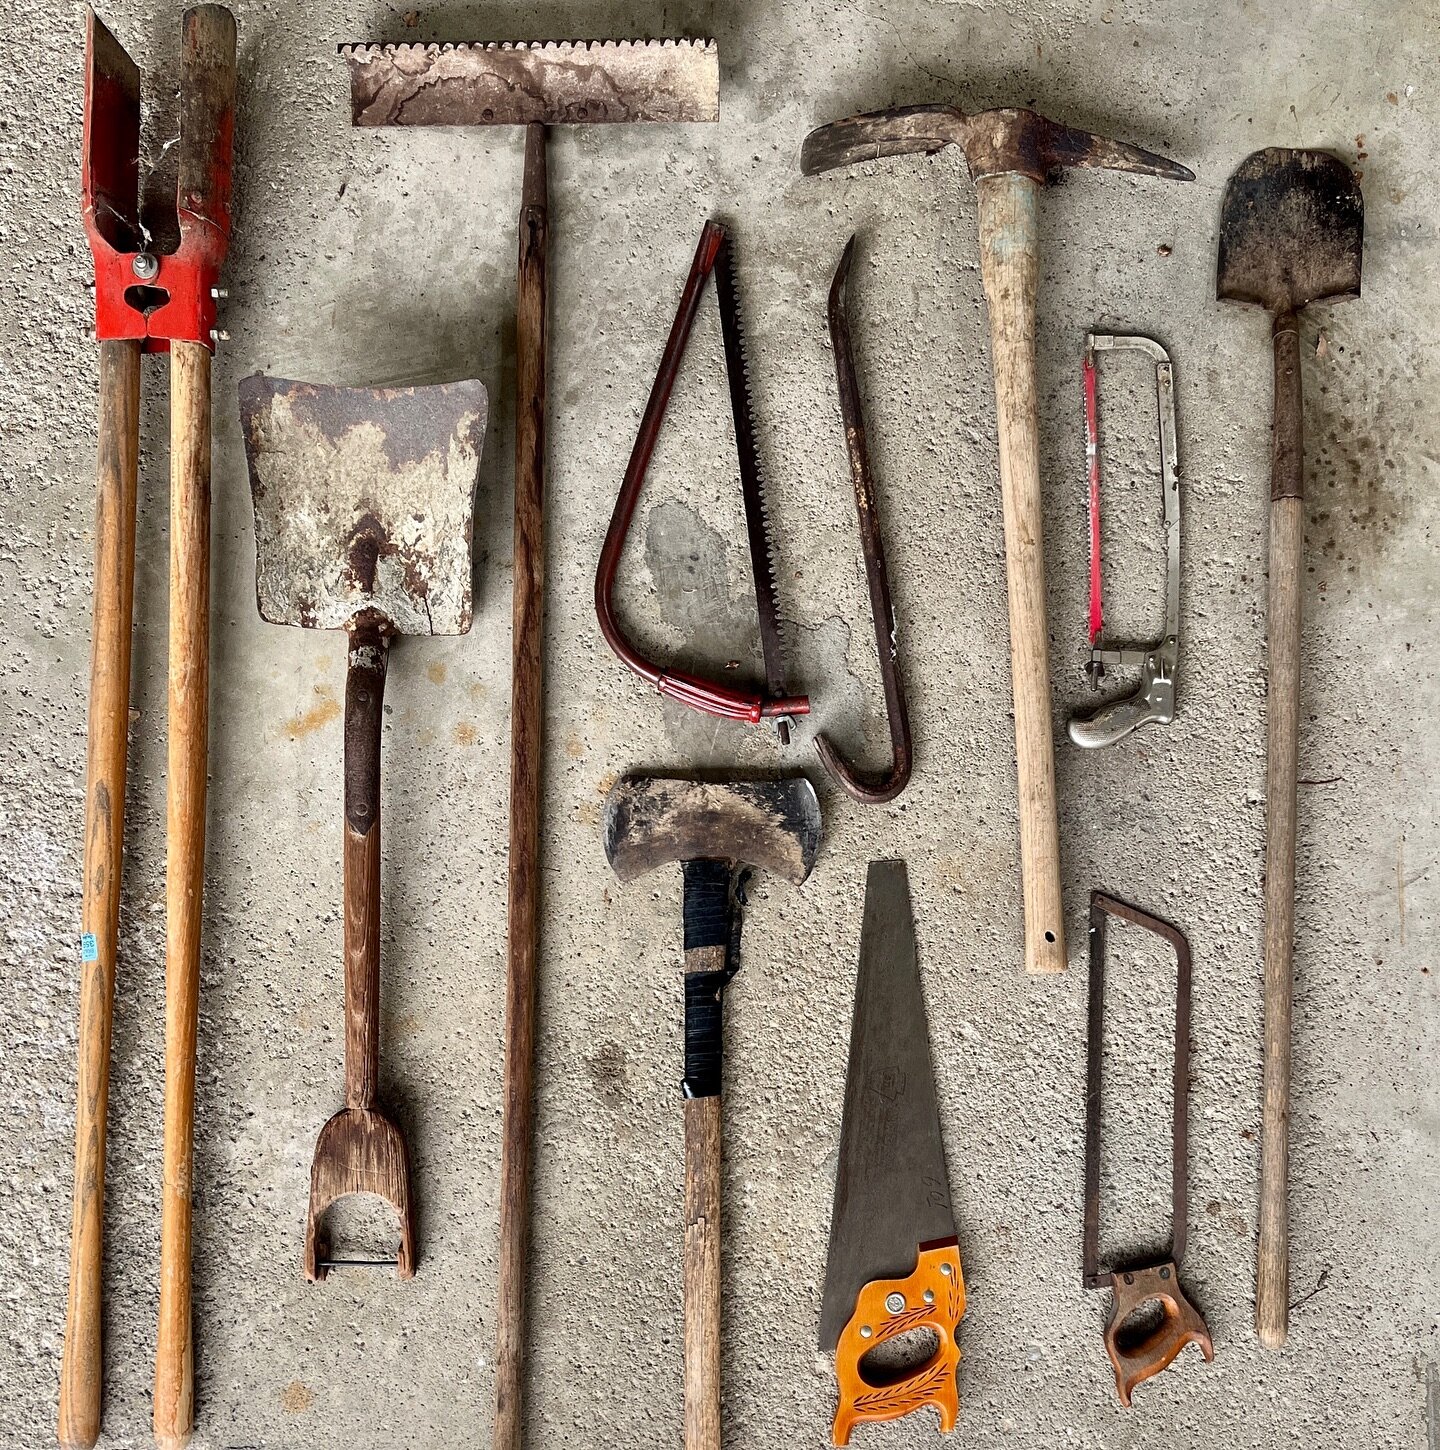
[83,8,235,351]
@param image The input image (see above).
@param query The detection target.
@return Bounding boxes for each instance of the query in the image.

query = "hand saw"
[820,860,965,1446]
[596,219,809,738]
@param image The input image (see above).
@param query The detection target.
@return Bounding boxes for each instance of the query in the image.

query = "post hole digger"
[604,776,821,1450]
[1217,147,1364,1350]
[341,39,719,1447]
[239,376,487,1279]
[802,102,1193,972]
[63,10,235,1450]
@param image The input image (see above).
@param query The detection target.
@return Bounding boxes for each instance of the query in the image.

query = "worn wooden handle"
[975,171,1066,974]
[1102,1263,1213,1405]
[684,1094,723,1450]
[494,122,549,1450]
[343,615,390,1112]
[154,341,213,1450]
[1257,314,1304,1351]
[59,338,142,1450]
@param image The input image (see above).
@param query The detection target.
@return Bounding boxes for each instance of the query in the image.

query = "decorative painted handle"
[831,1241,965,1446]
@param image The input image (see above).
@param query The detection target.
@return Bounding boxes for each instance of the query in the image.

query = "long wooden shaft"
[493,123,550,1450]
[1257,313,1304,1350]
[154,341,212,1450]
[343,615,389,1112]
[59,338,142,1450]
[684,1095,723,1450]
[974,171,1066,975]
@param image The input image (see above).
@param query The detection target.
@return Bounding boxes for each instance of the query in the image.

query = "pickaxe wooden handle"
[59,338,141,1450]
[975,172,1067,975]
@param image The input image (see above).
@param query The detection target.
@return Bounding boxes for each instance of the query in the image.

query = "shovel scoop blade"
[1217,147,1363,314]
[240,376,486,635]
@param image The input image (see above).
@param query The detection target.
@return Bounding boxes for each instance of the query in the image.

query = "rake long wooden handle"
[154,340,212,1450]
[975,171,1066,975]
[493,123,549,1450]
[1257,312,1304,1350]
[59,338,142,1450]
[684,1094,723,1450]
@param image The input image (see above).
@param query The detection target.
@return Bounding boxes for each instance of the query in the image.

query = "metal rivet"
[923,1289,935,1304]
[1124,1272,1134,1285]
[131,252,159,280]
[885,1292,905,1314]
[940,1263,953,1277]
[1160,1266,1171,1279]
[859,1325,872,1339]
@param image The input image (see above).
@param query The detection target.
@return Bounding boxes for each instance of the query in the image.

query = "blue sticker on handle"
[81,933,98,963]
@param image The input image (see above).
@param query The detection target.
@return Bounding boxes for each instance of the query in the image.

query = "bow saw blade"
[713,236,793,742]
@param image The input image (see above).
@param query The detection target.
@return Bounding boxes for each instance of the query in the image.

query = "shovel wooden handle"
[494,122,549,1450]
[343,614,390,1112]
[975,172,1066,974]
[155,340,213,1450]
[60,338,142,1450]
[1257,312,1304,1350]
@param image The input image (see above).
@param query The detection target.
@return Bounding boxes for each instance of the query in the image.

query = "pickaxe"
[604,776,821,1450]
[802,102,1193,974]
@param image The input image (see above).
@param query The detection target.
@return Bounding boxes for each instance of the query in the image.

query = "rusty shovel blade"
[239,376,487,635]
[1217,148,1363,315]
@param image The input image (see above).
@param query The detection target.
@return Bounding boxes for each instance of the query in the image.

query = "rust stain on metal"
[341,39,719,128]
[602,775,821,884]
[239,375,486,636]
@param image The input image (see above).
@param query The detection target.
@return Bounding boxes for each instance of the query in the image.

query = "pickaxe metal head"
[801,101,1194,186]
[603,776,821,882]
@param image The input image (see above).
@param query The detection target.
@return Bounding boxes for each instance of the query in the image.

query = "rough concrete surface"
[1,1,1435,1447]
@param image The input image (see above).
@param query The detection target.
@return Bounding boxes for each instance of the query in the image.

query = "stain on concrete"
[280,1382,314,1413]
[585,1041,629,1105]
[286,684,340,739]
[427,661,447,684]
[454,721,478,746]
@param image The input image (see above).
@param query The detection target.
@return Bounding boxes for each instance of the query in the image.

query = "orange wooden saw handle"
[832,1242,965,1447]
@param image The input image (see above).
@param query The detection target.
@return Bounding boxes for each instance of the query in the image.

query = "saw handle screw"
[131,252,159,280]
[885,1292,906,1314]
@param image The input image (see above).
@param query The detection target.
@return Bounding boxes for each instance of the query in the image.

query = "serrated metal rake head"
[340,38,719,128]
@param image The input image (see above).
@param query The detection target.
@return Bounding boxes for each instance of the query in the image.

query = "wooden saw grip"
[831,1242,965,1447]
[1103,1263,1214,1406]
[975,171,1066,975]
[684,1095,723,1450]
[155,340,214,1450]
[60,337,141,1450]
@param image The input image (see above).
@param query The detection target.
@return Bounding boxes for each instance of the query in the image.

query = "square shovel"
[239,375,487,1279]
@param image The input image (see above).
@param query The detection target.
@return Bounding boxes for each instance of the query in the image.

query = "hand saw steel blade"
[819,859,956,1351]
[713,236,791,738]
[340,39,719,127]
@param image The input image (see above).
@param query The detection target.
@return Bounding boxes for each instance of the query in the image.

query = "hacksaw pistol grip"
[1102,1262,1214,1407]
[831,1241,965,1447]
[1067,648,1175,747]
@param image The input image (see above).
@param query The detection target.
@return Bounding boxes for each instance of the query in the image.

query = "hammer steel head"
[801,101,1194,186]
[603,776,821,884]
[240,375,486,636]
[1217,148,1363,315]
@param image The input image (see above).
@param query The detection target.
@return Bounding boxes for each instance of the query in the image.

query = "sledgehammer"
[802,103,1193,974]
[604,776,821,1450]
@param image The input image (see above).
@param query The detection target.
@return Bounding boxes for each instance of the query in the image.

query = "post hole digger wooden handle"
[154,340,213,1450]
[1256,312,1304,1350]
[60,339,142,1450]
[975,172,1067,975]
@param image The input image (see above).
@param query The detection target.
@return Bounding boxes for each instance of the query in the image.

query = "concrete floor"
[2,1,1436,1447]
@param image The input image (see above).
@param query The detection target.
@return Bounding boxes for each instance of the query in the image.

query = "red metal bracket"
[83,9,235,352]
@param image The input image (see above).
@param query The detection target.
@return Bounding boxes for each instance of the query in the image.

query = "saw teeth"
[340,38,716,59]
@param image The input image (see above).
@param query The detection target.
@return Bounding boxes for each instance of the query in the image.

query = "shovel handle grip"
[1257,313,1304,1350]
[155,340,214,1450]
[60,338,141,1450]
[975,172,1066,974]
